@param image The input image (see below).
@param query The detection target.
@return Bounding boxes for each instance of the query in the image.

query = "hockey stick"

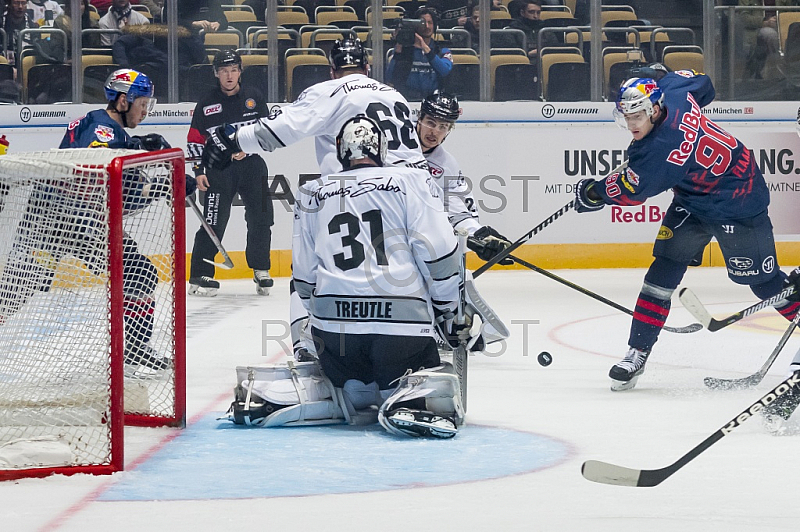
[481,246,701,334]
[185,196,235,270]
[582,371,800,487]
[473,160,629,279]
[704,310,800,390]
[455,229,469,412]
[679,286,796,332]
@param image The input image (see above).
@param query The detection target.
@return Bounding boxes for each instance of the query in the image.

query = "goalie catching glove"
[203,124,240,170]
[574,178,605,213]
[467,226,513,265]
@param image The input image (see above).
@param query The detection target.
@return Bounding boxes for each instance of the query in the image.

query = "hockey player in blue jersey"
[51,69,193,374]
[574,69,800,391]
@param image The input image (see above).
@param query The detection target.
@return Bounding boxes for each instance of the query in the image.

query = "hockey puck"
[537,352,552,367]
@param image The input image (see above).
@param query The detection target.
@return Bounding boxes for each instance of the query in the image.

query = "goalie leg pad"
[378,367,464,438]
[226,362,347,427]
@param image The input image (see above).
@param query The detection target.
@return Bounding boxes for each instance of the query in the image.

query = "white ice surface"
[3,267,800,532]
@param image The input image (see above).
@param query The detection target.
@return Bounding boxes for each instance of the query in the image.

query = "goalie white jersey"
[292,165,460,337]
[236,74,428,177]
[424,144,481,235]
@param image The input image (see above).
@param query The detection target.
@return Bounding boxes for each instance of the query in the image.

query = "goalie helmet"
[330,37,367,71]
[336,115,387,169]
[419,90,460,123]
[104,68,154,104]
[213,49,242,72]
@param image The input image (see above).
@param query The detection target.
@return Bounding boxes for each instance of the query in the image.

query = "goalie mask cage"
[0,148,186,481]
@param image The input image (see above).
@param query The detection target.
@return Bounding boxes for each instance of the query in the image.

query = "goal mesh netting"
[0,148,185,480]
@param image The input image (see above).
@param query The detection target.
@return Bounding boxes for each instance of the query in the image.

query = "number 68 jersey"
[292,166,460,337]
[236,73,428,177]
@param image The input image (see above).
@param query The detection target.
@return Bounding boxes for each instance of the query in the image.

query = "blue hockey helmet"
[104,69,155,105]
[613,77,663,129]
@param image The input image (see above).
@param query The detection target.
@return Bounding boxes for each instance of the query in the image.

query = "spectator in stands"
[505,0,558,63]
[427,0,469,29]
[387,7,452,101]
[98,0,149,46]
[461,3,517,53]
[55,0,101,53]
[739,0,800,79]
[28,0,63,27]
[112,23,207,97]
[4,0,36,65]
[172,0,227,35]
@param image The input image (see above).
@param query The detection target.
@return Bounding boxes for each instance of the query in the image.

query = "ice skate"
[254,270,273,295]
[379,408,457,439]
[124,345,171,379]
[188,276,220,297]
[762,371,800,435]
[609,347,651,391]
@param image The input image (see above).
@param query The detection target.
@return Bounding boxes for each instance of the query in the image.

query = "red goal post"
[0,148,186,481]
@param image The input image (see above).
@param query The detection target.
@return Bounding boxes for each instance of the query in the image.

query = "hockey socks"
[628,292,671,352]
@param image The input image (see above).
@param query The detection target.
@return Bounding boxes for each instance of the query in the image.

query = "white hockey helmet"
[336,115,387,169]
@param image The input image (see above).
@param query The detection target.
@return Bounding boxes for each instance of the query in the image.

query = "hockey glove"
[434,309,484,352]
[185,174,198,197]
[783,266,800,302]
[467,226,513,265]
[574,178,605,213]
[203,124,240,171]
[131,133,172,152]
[631,62,671,81]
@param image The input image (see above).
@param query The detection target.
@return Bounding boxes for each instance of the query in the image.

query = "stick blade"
[678,288,712,329]
[663,322,703,334]
[703,375,761,391]
[581,460,642,487]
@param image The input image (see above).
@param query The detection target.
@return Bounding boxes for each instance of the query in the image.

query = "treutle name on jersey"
[335,300,393,319]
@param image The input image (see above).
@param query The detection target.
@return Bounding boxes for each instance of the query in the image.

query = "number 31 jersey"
[292,166,460,337]
[236,73,428,177]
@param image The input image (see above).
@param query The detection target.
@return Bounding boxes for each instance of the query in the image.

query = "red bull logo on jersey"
[94,125,114,142]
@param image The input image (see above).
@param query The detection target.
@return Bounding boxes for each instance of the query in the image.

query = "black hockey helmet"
[336,115,387,170]
[329,37,367,71]
[419,90,460,123]
[213,49,242,72]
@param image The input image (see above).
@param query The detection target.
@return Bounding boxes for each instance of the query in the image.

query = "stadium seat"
[546,61,590,101]
[662,45,704,73]
[180,64,216,103]
[601,6,637,27]
[539,46,583,100]
[204,28,244,51]
[26,63,71,104]
[779,11,800,53]
[285,48,330,102]
[84,63,120,103]
[494,62,538,101]
[441,52,479,101]
[603,47,644,100]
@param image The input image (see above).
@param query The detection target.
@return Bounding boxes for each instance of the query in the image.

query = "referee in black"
[186,50,274,296]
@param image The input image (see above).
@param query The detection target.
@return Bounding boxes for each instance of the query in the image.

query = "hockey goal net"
[0,148,186,481]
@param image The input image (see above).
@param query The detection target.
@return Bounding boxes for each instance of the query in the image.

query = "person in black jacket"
[185,50,273,296]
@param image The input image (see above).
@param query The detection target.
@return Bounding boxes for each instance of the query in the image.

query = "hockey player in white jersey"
[224,116,478,437]
[416,90,512,265]
[201,37,427,176]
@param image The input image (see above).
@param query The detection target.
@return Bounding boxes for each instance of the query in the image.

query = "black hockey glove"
[467,226,513,265]
[185,174,197,197]
[203,124,240,171]
[131,133,171,152]
[574,178,605,213]
[783,266,800,302]
[631,62,671,81]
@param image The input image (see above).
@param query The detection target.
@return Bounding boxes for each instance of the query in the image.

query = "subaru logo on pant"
[729,257,753,270]
[762,256,775,274]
